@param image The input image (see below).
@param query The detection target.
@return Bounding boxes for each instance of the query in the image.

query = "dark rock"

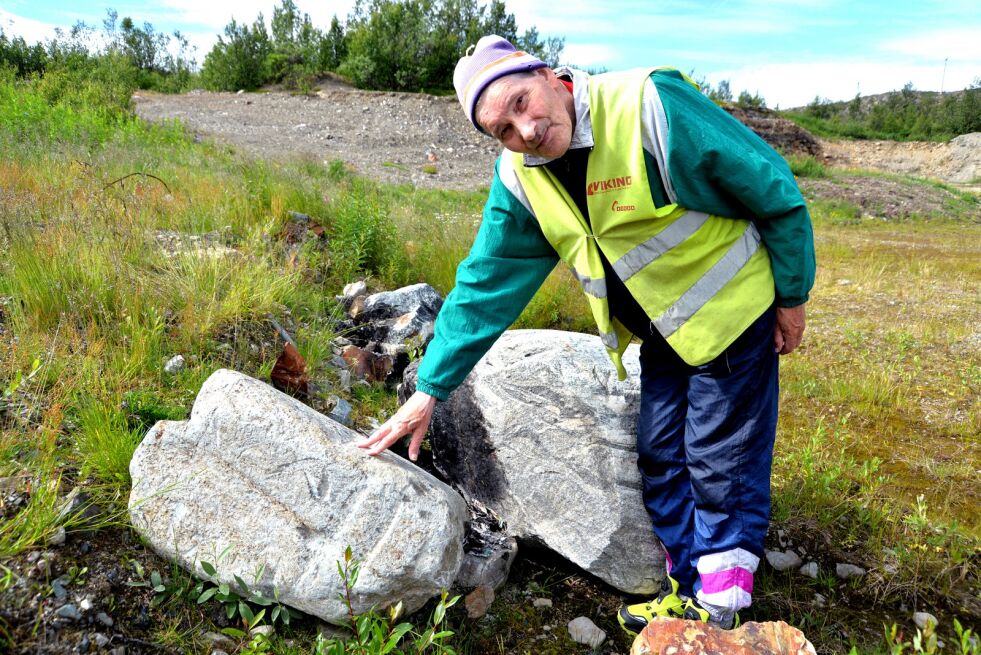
[55,604,82,621]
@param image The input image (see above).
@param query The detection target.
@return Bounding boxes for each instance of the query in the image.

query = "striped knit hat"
[453,35,547,134]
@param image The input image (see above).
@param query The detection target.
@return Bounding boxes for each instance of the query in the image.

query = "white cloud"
[709,60,979,109]
[0,8,59,42]
[880,28,981,62]
[562,43,619,69]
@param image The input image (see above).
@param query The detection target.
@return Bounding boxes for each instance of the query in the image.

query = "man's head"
[454,35,575,159]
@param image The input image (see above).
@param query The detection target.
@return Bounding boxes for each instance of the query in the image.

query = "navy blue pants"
[636,307,778,611]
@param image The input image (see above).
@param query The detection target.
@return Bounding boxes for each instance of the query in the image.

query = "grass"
[0,69,978,654]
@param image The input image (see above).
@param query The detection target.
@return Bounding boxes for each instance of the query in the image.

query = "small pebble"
[250,625,275,638]
[532,597,553,608]
[109,647,126,655]
[56,604,82,621]
[79,636,91,653]
[836,563,866,579]
[96,612,114,627]
[813,593,827,608]
[164,354,186,374]
[766,549,803,572]
[47,526,66,546]
[51,580,68,600]
[80,597,93,611]
[36,558,50,577]
[79,541,91,554]
[799,562,819,579]
[568,616,606,649]
[94,633,110,648]
[913,611,938,630]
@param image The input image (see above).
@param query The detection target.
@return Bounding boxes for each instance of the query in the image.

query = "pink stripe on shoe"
[665,550,673,573]
[699,567,754,595]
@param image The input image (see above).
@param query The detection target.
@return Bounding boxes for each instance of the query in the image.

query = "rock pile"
[724,105,823,158]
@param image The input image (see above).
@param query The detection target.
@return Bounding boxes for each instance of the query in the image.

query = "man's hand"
[358,390,437,461]
[774,304,806,355]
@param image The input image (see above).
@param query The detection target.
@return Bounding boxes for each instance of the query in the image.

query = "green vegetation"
[202,0,564,93]
[0,10,195,93]
[1,60,978,654]
[784,81,981,141]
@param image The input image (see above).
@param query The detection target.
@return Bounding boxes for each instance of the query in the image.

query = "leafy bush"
[201,17,273,91]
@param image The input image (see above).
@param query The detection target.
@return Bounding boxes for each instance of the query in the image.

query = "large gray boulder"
[409,329,664,594]
[129,369,468,624]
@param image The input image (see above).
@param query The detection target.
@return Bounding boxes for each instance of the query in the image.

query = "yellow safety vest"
[511,68,775,379]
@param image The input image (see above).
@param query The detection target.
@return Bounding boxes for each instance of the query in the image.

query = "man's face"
[475,68,575,159]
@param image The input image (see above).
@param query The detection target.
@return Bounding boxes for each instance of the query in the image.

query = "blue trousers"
[636,307,778,610]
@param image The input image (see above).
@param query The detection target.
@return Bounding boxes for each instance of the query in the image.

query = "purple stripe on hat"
[699,567,754,595]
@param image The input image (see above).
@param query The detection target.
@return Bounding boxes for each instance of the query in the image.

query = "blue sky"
[2,0,978,108]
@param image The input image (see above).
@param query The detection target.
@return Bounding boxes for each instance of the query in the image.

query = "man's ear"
[536,67,554,81]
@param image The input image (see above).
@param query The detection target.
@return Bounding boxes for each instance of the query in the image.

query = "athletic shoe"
[617,575,685,636]
[680,598,740,630]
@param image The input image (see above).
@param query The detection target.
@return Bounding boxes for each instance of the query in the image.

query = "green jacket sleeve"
[415,159,559,401]
[652,69,816,307]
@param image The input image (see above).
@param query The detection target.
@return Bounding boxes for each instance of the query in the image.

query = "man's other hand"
[774,304,806,355]
[358,390,437,461]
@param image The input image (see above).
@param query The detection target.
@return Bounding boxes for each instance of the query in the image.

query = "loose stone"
[766,549,803,572]
[96,612,114,627]
[47,526,66,546]
[568,616,606,649]
[913,612,938,630]
[164,355,186,374]
[55,604,82,620]
[532,597,553,608]
[94,633,110,648]
[835,563,866,579]
[799,562,819,579]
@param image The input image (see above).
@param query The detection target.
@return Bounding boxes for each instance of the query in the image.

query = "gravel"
[133,87,502,191]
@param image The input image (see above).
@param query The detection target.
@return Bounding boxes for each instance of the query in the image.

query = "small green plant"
[314,546,460,655]
[192,546,299,628]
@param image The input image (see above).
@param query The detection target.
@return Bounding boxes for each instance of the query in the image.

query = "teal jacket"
[416,68,815,401]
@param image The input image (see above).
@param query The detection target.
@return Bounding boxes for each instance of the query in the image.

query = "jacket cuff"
[776,294,809,308]
[415,379,450,402]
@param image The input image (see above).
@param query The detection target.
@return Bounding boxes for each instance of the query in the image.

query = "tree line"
[200,0,563,93]
[785,82,981,141]
[0,1,562,96]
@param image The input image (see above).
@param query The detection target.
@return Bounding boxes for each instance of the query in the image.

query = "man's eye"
[500,125,512,139]
[516,95,524,109]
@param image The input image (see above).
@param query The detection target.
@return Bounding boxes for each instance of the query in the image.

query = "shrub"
[201,17,272,91]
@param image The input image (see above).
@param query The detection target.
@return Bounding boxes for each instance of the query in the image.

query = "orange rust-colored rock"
[630,617,816,655]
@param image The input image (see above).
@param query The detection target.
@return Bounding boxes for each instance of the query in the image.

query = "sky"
[1,0,979,108]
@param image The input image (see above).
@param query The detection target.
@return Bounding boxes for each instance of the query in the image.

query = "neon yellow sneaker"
[617,576,684,636]
[680,598,740,630]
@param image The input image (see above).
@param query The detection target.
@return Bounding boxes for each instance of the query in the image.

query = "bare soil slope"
[133,88,501,191]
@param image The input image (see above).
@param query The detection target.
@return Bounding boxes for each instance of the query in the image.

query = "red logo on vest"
[587,175,632,196]
[611,200,636,212]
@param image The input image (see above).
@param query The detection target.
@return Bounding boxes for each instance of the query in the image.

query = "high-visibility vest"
[507,68,775,379]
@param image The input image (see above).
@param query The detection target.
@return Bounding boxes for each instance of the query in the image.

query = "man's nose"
[517,119,538,143]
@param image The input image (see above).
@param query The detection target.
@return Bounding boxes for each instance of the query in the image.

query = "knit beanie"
[453,35,547,133]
